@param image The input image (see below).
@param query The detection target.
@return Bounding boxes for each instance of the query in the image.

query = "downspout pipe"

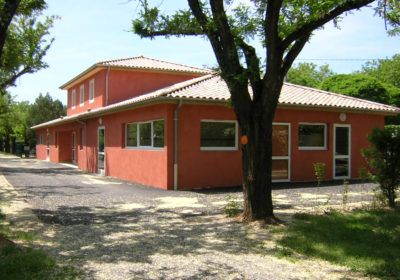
[173,99,183,191]
[105,66,111,106]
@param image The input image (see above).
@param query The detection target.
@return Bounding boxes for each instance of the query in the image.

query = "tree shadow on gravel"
[31,205,271,266]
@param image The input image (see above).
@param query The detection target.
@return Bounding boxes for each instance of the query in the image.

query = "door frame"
[71,132,76,164]
[46,133,50,161]
[272,122,291,182]
[97,126,105,176]
[333,124,351,179]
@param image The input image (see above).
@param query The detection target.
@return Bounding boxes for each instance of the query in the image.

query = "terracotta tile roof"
[97,56,211,74]
[60,56,211,89]
[34,74,399,129]
[167,75,400,113]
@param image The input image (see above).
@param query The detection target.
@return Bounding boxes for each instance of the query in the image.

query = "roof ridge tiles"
[97,55,211,73]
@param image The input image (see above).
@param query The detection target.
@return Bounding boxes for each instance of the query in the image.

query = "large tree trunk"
[241,115,275,221]
[238,83,281,222]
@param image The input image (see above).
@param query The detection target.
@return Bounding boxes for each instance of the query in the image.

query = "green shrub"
[313,162,326,187]
[363,125,400,208]
[223,196,241,217]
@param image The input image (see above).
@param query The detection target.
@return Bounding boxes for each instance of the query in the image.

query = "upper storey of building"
[60,56,212,116]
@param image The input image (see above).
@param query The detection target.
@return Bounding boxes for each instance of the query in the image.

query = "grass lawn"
[0,210,81,280]
[275,208,400,279]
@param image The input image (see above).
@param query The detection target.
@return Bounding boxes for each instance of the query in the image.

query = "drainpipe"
[105,66,111,106]
[173,100,183,191]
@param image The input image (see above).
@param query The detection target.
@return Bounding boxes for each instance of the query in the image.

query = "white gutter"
[105,66,111,106]
[173,100,183,191]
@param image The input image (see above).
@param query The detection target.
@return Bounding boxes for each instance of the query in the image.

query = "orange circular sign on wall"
[240,135,248,145]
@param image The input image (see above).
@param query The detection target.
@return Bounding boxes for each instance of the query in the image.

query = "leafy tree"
[133,0,400,221]
[0,0,54,94]
[26,93,65,147]
[287,62,334,88]
[363,125,400,208]
[320,73,398,105]
[362,54,400,89]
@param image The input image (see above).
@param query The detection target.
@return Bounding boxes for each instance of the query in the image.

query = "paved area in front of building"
[0,154,374,279]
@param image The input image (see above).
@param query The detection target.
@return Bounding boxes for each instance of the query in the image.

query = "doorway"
[72,132,76,164]
[46,134,50,161]
[272,123,291,182]
[98,127,105,175]
[333,124,351,179]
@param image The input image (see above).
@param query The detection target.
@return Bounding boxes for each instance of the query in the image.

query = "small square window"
[71,89,76,108]
[80,85,85,106]
[89,79,95,103]
[200,121,237,150]
[298,123,327,150]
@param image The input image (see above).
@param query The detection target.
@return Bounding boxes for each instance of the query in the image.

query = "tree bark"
[0,0,20,62]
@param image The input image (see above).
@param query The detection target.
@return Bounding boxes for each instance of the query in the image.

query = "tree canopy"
[320,73,399,105]
[0,0,54,94]
[287,62,334,88]
[133,0,400,221]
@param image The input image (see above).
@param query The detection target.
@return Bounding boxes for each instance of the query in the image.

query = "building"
[32,56,400,190]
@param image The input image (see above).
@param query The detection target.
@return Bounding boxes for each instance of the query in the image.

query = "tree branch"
[281,35,311,77]
[265,0,284,76]
[281,0,374,50]
[0,0,21,61]
[236,38,262,99]
[0,66,33,91]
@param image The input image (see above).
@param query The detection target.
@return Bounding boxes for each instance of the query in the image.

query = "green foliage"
[0,0,55,93]
[276,209,400,278]
[223,196,241,217]
[342,179,349,209]
[313,162,325,187]
[287,63,334,88]
[363,125,400,208]
[0,93,65,151]
[320,73,397,105]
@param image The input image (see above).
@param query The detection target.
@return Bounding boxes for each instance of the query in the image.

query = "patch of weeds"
[342,179,349,210]
[223,196,241,217]
[275,246,295,259]
[0,245,81,280]
[275,209,400,279]
[371,187,387,209]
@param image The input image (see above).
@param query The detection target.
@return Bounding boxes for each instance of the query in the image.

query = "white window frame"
[200,120,238,151]
[71,89,76,109]
[125,119,165,150]
[333,124,351,180]
[79,84,85,106]
[298,122,327,150]
[89,79,95,103]
[272,122,291,183]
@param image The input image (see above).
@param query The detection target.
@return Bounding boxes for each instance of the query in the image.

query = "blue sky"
[9,1,400,104]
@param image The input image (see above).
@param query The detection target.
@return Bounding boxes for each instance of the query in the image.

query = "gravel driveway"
[0,154,375,279]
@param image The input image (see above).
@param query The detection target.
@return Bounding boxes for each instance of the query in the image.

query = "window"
[89,79,95,103]
[39,134,43,144]
[298,123,327,150]
[79,85,85,106]
[200,120,237,150]
[71,89,76,108]
[125,120,165,148]
[272,123,290,181]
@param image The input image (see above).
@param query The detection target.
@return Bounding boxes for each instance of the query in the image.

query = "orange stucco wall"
[37,104,174,189]
[274,108,384,183]
[66,69,199,116]
[107,70,199,105]
[177,104,242,189]
[36,102,385,191]
[67,70,106,116]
